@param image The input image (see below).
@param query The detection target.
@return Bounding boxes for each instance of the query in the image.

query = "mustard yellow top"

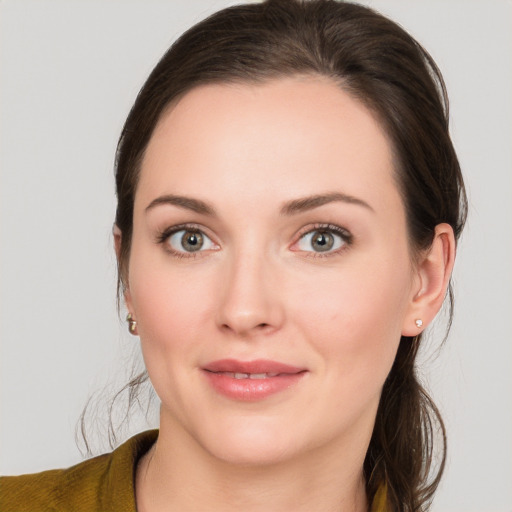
[0,430,158,512]
[0,430,388,511]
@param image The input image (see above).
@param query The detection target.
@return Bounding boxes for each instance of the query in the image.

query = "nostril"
[221,322,271,334]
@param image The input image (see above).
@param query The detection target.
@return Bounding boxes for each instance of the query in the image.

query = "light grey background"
[1,1,511,510]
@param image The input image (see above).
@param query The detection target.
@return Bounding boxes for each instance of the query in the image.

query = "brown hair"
[110,1,467,510]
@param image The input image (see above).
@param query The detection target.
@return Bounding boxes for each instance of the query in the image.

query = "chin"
[207,440,296,467]
[198,419,303,467]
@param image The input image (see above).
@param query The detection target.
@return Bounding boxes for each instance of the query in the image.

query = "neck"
[136,418,370,512]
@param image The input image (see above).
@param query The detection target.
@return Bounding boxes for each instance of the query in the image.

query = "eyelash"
[156,223,214,259]
[293,223,353,258]
[155,222,353,259]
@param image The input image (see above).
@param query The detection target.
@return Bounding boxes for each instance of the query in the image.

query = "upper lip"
[203,359,306,375]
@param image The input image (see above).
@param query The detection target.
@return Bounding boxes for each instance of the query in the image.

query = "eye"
[295,226,350,254]
[166,228,216,254]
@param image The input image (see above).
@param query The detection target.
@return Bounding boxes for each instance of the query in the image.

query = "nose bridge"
[216,242,284,336]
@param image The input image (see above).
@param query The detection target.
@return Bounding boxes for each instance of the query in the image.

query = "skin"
[116,76,455,512]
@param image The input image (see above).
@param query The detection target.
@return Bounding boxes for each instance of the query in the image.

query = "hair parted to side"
[102,1,467,510]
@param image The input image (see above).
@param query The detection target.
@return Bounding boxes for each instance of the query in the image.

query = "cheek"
[127,245,216,361]
[289,256,411,377]
[127,248,221,416]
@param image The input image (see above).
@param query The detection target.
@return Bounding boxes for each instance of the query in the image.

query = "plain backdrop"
[1,1,511,510]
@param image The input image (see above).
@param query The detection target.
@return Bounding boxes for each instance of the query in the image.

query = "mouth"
[203,358,305,374]
[202,359,307,401]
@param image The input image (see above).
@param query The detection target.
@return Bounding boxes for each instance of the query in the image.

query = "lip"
[202,359,307,401]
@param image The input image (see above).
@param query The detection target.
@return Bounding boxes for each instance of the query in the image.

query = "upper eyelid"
[294,223,352,241]
[290,223,353,253]
[157,223,212,241]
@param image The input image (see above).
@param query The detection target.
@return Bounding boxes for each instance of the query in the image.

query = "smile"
[202,359,307,401]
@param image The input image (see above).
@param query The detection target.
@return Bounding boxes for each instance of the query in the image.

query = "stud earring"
[415,319,423,328]
[126,313,138,335]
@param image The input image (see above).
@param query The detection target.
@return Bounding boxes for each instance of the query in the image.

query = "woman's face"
[126,77,420,465]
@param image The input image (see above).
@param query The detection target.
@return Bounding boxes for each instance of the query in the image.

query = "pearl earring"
[126,313,138,335]
[415,319,423,328]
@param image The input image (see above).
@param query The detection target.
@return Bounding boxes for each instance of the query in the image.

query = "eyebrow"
[280,192,374,215]
[145,191,373,216]
[145,194,216,215]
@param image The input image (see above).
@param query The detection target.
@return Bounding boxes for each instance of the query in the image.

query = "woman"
[0,0,467,510]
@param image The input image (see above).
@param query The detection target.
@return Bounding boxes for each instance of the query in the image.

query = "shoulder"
[0,455,111,512]
[0,430,158,512]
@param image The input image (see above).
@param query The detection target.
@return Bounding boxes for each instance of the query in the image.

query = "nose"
[216,250,285,337]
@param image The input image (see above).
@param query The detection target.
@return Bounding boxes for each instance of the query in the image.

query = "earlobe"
[402,223,456,336]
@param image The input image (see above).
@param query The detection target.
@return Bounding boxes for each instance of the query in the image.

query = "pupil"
[182,231,203,252]
[312,231,333,252]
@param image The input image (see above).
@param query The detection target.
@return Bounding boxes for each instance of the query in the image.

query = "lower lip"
[203,371,306,401]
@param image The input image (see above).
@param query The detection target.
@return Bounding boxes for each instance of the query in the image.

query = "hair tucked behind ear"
[81,1,467,509]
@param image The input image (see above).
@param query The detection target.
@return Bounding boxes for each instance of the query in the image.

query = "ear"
[113,223,123,260]
[113,224,133,311]
[402,223,456,336]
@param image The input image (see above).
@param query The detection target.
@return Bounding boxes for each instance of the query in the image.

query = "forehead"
[137,77,400,214]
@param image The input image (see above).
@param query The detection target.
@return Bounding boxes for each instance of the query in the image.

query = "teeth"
[222,372,280,379]
[249,373,267,379]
